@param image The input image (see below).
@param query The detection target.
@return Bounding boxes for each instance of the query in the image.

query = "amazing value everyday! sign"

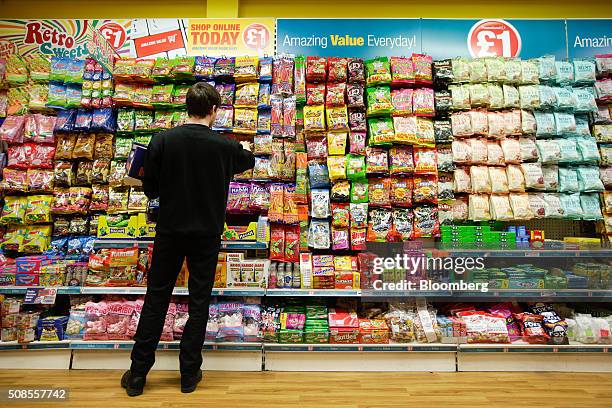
[567,19,612,58]
[276,19,421,58]
[276,18,570,60]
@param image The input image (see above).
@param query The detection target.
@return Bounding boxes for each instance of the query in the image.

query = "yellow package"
[25,195,53,224]
[22,225,52,253]
[234,56,259,82]
[1,226,26,251]
[234,83,260,108]
[233,108,258,134]
[415,117,435,148]
[327,132,348,155]
[304,105,326,132]
[327,156,347,181]
[0,196,27,225]
[326,106,349,131]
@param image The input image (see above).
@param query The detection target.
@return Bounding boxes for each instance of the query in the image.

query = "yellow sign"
[187,18,275,56]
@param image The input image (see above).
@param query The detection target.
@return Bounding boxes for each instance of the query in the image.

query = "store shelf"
[69,340,262,351]
[220,241,268,250]
[452,289,612,300]
[445,249,612,258]
[264,343,457,352]
[93,239,153,248]
[93,239,268,250]
[0,340,71,351]
[266,289,362,297]
[79,287,265,296]
[457,341,612,372]
[0,286,81,295]
[459,342,610,353]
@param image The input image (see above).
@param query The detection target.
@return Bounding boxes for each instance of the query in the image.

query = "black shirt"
[142,123,255,237]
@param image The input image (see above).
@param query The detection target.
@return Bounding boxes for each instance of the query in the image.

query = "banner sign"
[0,19,132,58]
[187,18,275,56]
[128,19,188,58]
[276,18,568,60]
[421,19,567,60]
[276,18,421,58]
[566,19,612,58]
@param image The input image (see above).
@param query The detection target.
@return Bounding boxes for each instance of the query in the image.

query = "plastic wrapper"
[502,84,520,108]
[449,85,470,110]
[368,117,394,145]
[489,167,509,194]
[392,116,417,145]
[366,86,393,116]
[413,175,438,204]
[366,208,392,242]
[470,138,488,165]
[326,106,348,132]
[451,112,472,137]
[468,194,491,221]
[308,219,331,249]
[577,166,604,192]
[365,147,389,175]
[501,138,521,164]
[368,178,391,207]
[413,206,439,238]
[535,139,561,164]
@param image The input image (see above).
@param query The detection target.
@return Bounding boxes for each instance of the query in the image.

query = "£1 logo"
[467,19,521,58]
[243,23,270,50]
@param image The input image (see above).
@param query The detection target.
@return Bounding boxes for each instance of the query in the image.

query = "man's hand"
[239,141,252,152]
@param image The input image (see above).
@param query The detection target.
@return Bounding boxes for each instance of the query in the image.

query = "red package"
[306,56,327,82]
[390,56,415,85]
[84,301,109,340]
[24,114,38,141]
[7,144,33,169]
[284,225,300,262]
[368,177,391,207]
[306,137,328,160]
[326,82,346,107]
[413,174,438,204]
[331,203,350,228]
[270,224,285,261]
[350,228,367,250]
[412,54,433,84]
[0,115,25,144]
[349,131,367,155]
[35,114,57,144]
[106,301,135,340]
[30,144,55,169]
[515,313,549,344]
[390,177,413,207]
[307,83,325,105]
[413,205,440,238]
[328,57,348,83]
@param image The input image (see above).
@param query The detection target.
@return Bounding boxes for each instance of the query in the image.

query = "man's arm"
[232,140,255,175]
[142,133,162,199]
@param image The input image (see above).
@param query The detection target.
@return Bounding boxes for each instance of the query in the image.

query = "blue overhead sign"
[567,19,612,58]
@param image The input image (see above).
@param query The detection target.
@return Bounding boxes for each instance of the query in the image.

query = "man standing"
[121,83,255,396]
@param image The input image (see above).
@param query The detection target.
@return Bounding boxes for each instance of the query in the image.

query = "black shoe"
[121,370,146,397]
[181,370,203,393]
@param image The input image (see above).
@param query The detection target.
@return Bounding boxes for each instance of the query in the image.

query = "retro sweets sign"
[0,19,131,58]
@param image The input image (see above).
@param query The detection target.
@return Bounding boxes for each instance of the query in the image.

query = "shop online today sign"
[277,18,612,60]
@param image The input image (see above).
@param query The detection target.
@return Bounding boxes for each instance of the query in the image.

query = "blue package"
[308,162,330,188]
[194,56,217,79]
[91,108,116,133]
[258,57,273,83]
[65,236,83,258]
[81,236,96,257]
[54,109,77,132]
[73,108,93,132]
[45,237,69,255]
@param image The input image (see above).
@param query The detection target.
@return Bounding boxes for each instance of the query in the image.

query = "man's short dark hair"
[186,82,221,118]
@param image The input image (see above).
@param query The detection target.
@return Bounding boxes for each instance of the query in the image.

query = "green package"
[117,109,135,133]
[65,59,85,84]
[346,154,366,181]
[134,110,154,131]
[114,137,134,160]
[294,56,306,105]
[579,193,603,220]
[135,134,153,146]
[350,180,369,203]
[367,117,394,145]
[366,86,393,116]
[152,84,174,106]
[49,57,68,83]
[151,58,172,80]
[365,57,391,86]
[29,54,50,83]
[305,305,328,320]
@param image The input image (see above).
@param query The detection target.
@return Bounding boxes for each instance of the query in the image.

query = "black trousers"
[130,233,220,377]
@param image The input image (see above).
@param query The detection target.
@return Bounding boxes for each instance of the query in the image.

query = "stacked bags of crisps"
[436,56,605,222]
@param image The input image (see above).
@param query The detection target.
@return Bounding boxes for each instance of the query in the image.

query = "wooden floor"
[0,370,611,408]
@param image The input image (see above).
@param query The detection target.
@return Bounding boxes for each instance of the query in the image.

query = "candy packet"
[365,147,389,175]
[413,205,440,238]
[365,57,391,86]
[368,117,394,145]
[366,208,392,242]
[390,177,413,207]
[413,174,438,204]
[366,86,393,116]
